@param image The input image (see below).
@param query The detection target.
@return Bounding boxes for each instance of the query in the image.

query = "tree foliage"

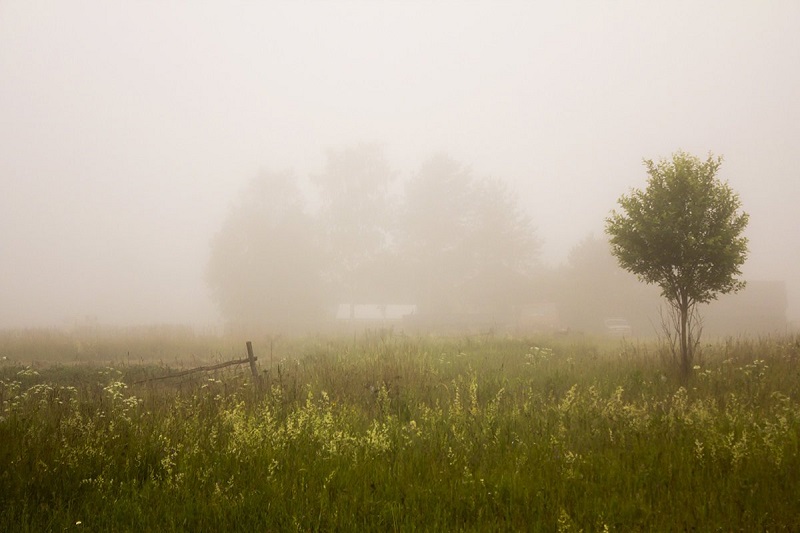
[312,144,396,300]
[399,153,539,313]
[605,151,749,377]
[206,171,325,330]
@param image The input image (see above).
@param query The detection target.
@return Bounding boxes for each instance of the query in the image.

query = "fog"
[1,1,799,330]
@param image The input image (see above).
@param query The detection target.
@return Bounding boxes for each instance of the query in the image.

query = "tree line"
[206,145,540,330]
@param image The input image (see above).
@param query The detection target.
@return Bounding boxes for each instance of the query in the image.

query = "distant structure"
[335,304,417,325]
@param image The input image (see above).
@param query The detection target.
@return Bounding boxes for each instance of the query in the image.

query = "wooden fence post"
[246,341,261,389]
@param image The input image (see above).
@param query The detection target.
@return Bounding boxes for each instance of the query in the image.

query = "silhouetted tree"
[399,154,539,314]
[312,144,397,301]
[207,171,326,330]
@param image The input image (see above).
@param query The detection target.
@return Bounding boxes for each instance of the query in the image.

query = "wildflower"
[694,439,704,461]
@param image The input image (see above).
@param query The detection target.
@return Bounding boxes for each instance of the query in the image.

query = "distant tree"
[312,144,397,301]
[467,177,540,273]
[399,154,473,311]
[207,171,326,330]
[399,154,539,313]
[605,151,749,379]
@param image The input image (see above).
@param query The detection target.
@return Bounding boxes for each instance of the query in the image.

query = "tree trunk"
[679,297,691,381]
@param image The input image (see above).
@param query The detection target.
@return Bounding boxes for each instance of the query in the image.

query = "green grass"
[1,332,800,531]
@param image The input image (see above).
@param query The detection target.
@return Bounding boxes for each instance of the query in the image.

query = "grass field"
[1,330,799,531]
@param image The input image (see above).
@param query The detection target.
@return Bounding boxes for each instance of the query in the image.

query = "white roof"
[336,304,417,321]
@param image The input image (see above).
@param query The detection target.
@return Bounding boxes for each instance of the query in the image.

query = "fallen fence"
[133,341,261,387]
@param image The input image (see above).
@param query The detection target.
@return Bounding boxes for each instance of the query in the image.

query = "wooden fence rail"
[133,341,260,387]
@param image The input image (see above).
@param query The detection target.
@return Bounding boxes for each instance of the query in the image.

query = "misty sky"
[2,1,799,328]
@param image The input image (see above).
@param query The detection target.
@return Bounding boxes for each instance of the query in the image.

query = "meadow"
[1,329,799,531]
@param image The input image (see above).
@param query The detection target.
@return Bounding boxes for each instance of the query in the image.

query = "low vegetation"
[2,332,799,531]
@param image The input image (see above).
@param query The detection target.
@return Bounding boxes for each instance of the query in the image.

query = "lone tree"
[605,151,749,379]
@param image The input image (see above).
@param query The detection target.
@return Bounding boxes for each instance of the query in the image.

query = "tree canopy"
[312,144,397,301]
[399,153,540,313]
[206,171,326,330]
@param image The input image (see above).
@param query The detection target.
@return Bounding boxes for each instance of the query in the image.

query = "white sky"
[1,1,799,327]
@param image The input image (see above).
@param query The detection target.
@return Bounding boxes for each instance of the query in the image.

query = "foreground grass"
[1,334,800,531]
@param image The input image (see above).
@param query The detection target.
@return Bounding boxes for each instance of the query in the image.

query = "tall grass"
[1,333,799,531]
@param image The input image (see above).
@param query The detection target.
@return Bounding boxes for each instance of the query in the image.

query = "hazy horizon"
[2,1,798,329]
